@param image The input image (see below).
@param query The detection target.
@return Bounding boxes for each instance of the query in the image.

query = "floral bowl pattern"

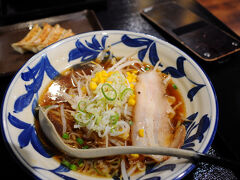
[1,31,218,180]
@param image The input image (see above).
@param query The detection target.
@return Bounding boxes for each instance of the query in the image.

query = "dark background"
[1,0,240,179]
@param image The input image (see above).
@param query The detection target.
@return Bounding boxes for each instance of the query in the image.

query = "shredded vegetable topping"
[68,59,139,139]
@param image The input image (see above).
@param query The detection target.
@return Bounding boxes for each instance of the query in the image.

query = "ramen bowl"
[1,31,218,179]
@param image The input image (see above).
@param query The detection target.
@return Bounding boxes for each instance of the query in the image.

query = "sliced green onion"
[74,112,82,122]
[43,105,51,109]
[145,66,150,71]
[69,164,77,171]
[82,145,89,149]
[110,112,119,125]
[96,116,102,125]
[78,101,86,111]
[172,84,178,90]
[61,160,70,167]
[87,112,93,119]
[78,109,93,119]
[78,159,84,166]
[129,120,133,126]
[110,128,114,133]
[120,88,133,100]
[62,133,69,139]
[101,83,117,101]
[76,137,84,145]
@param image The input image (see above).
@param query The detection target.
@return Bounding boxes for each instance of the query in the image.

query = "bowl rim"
[0,30,219,180]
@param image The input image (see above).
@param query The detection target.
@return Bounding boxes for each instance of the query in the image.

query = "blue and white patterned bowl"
[1,31,218,180]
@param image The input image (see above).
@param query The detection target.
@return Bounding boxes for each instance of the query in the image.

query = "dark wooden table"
[1,0,240,179]
[197,0,240,37]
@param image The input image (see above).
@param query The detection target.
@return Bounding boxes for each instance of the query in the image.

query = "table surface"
[1,0,240,179]
[197,0,240,37]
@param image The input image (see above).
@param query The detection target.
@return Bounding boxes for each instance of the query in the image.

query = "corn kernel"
[108,71,114,76]
[129,94,136,100]
[119,130,129,139]
[99,76,105,84]
[132,70,138,74]
[130,154,139,158]
[130,84,134,89]
[89,81,97,90]
[91,77,99,83]
[138,129,144,137]
[101,70,108,77]
[128,98,136,106]
[81,86,87,94]
[96,72,100,76]
[127,77,133,83]
[106,81,112,84]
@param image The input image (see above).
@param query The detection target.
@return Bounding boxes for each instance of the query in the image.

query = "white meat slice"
[132,70,185,162]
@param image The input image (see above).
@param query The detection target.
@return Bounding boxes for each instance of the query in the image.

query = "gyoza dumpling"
[37,24,65,50]
[12,23,75,54]
[60,29,75,39]
[30,23,53,53]
[11,24,42,54]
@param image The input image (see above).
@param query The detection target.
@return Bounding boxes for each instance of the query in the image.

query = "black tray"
[0,9,103,76]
